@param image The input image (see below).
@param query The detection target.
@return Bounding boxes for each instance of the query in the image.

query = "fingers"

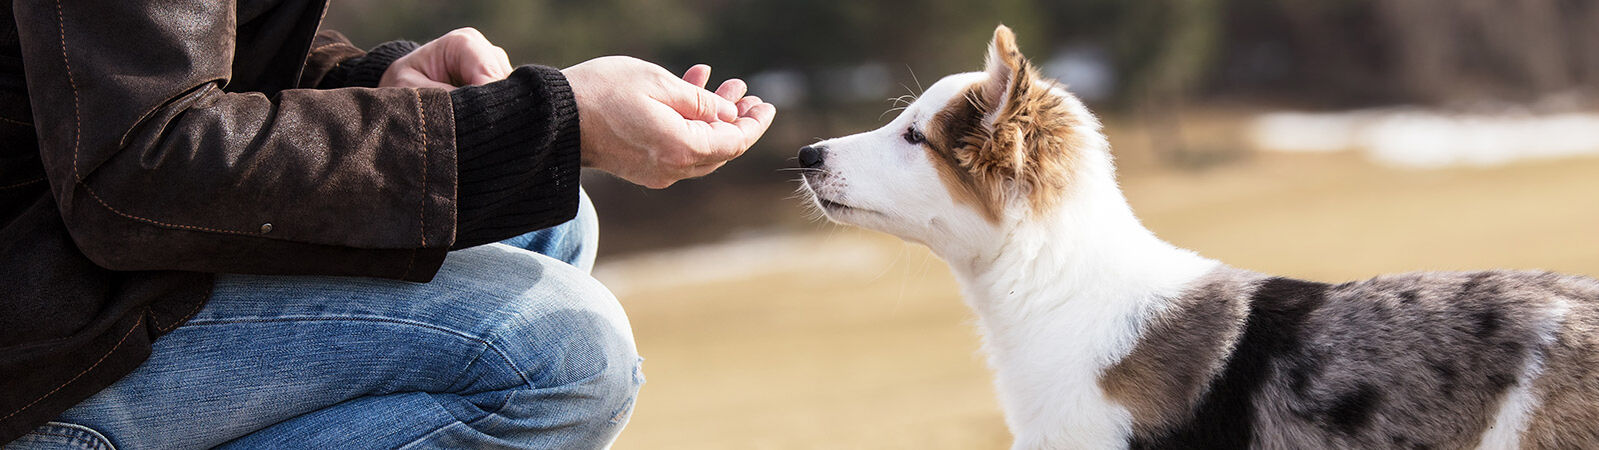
[637,98,773,189]
[714,78,747,102]
[697,101,776,160]
[661,81,739,123]
[733,101,778,148]
[444,27,513,86]
[682,65,746,116]
[682,64,712,89]
[681,97,776,159]
[736,95,763,116]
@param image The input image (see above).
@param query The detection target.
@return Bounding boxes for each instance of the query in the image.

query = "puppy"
[797,25,1599,449]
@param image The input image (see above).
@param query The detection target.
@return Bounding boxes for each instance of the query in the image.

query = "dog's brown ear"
[976,25,1036,178]
[967,25,1086,216]
[982,25,1027,120]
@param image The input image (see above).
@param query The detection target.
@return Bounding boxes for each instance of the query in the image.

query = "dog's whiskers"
[906,65,925,96]
[879,104,911,122]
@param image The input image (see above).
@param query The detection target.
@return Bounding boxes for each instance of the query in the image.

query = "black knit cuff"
[449,65,583,249]
[321,40,420,89]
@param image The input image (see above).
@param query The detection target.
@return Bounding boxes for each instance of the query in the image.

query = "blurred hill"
[325,0,1599,256]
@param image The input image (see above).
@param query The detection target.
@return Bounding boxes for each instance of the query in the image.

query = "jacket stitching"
[445,97,458,243]
[83,186,257,235]
[0,116,32,126]
[413,88,429,247]
[0,316,144,423]
[54,0,257,236]
[155,298,207,333]
[0,177,46,190]
[54,0,79,183]
[307,42,348,55]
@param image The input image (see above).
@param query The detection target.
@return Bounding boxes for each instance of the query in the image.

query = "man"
[0,0,774,448]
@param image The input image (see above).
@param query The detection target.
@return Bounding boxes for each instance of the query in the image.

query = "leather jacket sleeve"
[13,1,459,281]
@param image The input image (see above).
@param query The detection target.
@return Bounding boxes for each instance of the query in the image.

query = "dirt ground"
[600,152,1599,449]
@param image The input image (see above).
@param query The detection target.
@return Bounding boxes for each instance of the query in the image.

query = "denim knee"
[467,252,642,440]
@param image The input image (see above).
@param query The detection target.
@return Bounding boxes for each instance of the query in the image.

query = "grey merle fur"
[1104,267,1599,449]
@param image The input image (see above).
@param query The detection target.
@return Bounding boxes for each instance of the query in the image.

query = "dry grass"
[604,152,1599,449]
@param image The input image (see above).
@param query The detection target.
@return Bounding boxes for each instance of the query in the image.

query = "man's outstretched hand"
[381,29,777,189]
[563,57,776,189]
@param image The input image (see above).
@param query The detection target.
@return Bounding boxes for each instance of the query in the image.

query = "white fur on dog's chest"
[951,210,1221,449]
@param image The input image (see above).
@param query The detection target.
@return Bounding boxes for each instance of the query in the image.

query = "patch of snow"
[1250,109,1599,169]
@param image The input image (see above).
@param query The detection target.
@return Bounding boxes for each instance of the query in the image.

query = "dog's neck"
[931,168,1219,445]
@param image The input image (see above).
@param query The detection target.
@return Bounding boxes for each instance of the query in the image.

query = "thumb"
[660,80,738,123]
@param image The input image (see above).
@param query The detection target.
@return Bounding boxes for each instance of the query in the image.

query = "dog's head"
[799,25,1109,249]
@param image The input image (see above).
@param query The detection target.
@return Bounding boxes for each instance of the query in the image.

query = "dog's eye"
[902,127,926,145]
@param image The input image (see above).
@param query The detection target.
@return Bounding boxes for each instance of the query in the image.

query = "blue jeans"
[6,192,642,449]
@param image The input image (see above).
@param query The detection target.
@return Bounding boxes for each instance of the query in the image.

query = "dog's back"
[1109,268,1599,449]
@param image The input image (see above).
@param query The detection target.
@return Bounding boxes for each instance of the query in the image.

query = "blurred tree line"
[324,0,1599,253]
[329,0,1599,108]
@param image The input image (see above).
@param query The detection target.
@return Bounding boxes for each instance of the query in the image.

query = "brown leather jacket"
[1,0,473,440]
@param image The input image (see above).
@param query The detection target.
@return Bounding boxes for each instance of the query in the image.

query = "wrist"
[450,66,582,170]
[321,40,420,89]
[448,65,584,248]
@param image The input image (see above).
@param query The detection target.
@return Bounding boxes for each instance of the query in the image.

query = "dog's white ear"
[981,25,1026,126]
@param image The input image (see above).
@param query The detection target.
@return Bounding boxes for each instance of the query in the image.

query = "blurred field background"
[326,1,1599,448]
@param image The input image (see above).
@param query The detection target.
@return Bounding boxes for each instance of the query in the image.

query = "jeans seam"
[395,421,463,450]
[180,315,534,392]
[15,423,115,450]
[477,324,534,388]
[443,342,492,393]
[462,389,518,429]
[183,315,481,342]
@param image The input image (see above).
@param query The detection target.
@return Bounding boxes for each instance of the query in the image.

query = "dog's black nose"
[798,145,825,168]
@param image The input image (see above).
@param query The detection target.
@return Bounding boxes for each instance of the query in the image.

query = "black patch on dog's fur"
[1428,360,1459,399]
[1398,289,1419,305]
[1129,277,1329,449]
[1486,372,1518,392]
[1325,383,1382,435]
[1390,434,1434,449]
[1475,310,1501,339]
[1286,357,1321,397]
